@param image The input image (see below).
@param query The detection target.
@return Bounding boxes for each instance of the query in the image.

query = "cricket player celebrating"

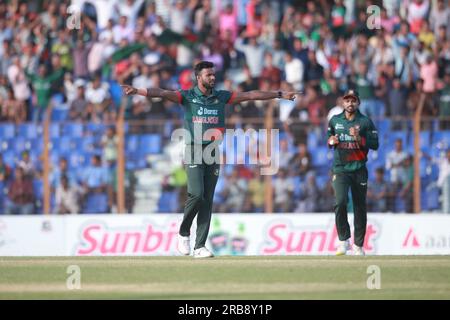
[327,90,379,256]
[122,61,299,258]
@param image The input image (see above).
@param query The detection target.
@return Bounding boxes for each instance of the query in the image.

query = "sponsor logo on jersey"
[197,106,218,116]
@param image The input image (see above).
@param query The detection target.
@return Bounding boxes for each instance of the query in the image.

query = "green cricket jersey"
[177,86,235,144]
[327,110,379,173]
[354,74,374,100]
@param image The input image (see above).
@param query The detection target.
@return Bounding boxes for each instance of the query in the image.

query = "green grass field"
[1,256,450,299]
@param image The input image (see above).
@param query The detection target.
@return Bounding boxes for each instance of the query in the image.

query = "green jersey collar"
[194,86,218,97]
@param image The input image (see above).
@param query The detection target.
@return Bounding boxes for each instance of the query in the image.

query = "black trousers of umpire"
[179,144,220,250]
[332,167,368,247]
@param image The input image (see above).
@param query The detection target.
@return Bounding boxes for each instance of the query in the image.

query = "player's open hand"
[282,92,303,101]
[121,85,137,95]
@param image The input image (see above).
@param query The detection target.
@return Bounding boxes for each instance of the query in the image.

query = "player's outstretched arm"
[231,91,301,104]
[121,85,180,104]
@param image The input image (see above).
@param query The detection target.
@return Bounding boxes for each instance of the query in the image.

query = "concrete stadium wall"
[0,214,449,256]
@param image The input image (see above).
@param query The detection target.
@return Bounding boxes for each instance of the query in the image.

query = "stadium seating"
[138,134,162,155]
[0,124,15,140]
[83,193,109,214]
[51,108,69,122]
[157,190,178,213]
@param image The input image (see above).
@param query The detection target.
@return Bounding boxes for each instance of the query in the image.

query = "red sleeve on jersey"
[176,91,182,104]
[227,91,236,105]
[360,137,366,147]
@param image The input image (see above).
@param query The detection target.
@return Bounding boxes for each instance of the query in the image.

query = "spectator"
[289,143,312,178]
[0,154,11,183]
[218,0,239,41]
[295,172,320,212]
[51,30,73,71]
[26,64,64,123]
[50,157,77,192]
[113,16,135,44]
[244,167,265,213]
[388,77,409,130]
[5,167,34,215]
[421,54,439,95]
[351,62,377,118]
[85,75,113,123]
[169,0,193,34]
[6,56,31,110]
[80,155,110,212]
[437,149,450,213]
[318,172,335,212]
[367,167,390,212]
[277,138,293,170]
[17,151,36,179]
[101,127,118,165]
[1,87,26,124]
[234,31,265,79]
[430,0,450,36]
[407,0,430,35]
[54,175,79,214]
[73,39,91,80]
[273,168,294,212]
[418,20,435,50]
[304,84,327,127]
[115,0,145,27]
[398,155,414,213]
[386,138,408,188]
[304,50,324,86]
[438,72,450,129]
[219,168,247,213]
[109,168,137,214]
[420,54,439,121]
[194,0,215,36]
[259,52,281,89]
[69,80,89,122]
[284,51,304,91]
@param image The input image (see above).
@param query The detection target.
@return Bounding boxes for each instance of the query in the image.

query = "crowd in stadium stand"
[0,0,449,214]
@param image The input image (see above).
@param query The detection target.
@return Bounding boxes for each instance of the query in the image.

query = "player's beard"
[345,105,356,114]
[201,78,215,90]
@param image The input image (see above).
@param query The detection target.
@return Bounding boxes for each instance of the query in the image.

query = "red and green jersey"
[177,86,235,144]
[327,110,379,173]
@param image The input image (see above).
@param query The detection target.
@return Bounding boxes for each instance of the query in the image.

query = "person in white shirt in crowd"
[55,175,79,214]
[430,0,450,37]
[114,0,145,27]
[385,138,408,189]
[113,15,135,44]
[7,56,31,104]
[284,51,304,91]
[234,31,266,79]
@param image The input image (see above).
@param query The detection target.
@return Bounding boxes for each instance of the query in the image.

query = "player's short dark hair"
[194,61,214,77]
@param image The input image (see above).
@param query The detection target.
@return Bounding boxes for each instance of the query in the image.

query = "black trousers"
[332,167,368,247]
[179,144,220,250]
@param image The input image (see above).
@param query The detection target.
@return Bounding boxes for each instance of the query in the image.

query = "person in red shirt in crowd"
[5,167,35,215]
